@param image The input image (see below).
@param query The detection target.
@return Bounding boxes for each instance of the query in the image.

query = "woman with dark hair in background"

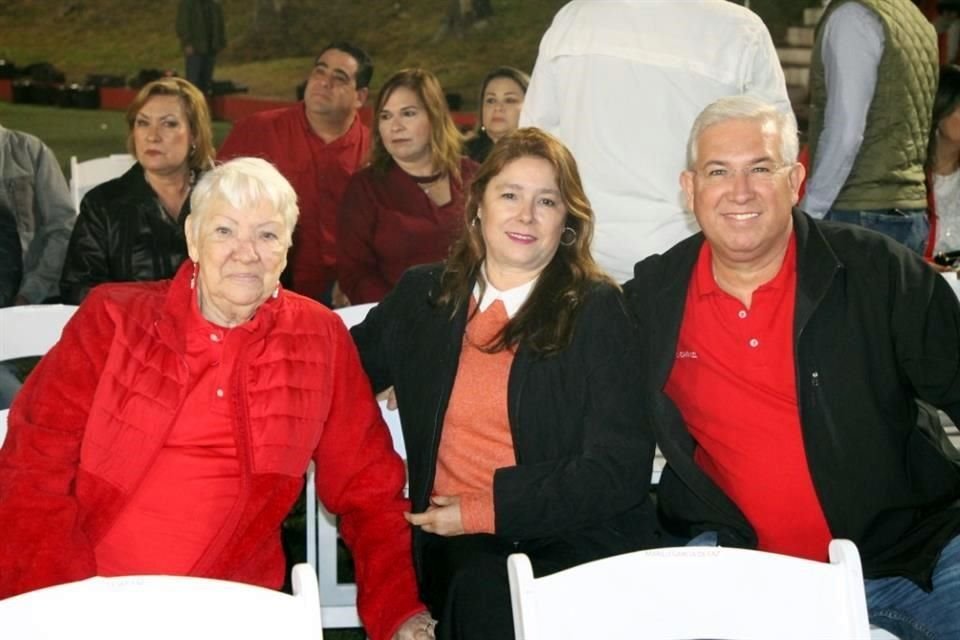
[464,66,529,164]
[351,128,658,639]
[336,68,477,305]
[60,77,215,303]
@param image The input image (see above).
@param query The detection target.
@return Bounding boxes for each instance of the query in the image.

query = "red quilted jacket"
[0,262,424,639]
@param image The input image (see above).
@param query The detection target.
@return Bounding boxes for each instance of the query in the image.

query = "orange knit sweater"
[433,299,516,533]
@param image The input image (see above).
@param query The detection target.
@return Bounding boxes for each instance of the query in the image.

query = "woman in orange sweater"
[351,128,659,640]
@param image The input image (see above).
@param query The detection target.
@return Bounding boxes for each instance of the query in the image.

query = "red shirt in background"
[665,234,833,561]
[218,105,371,301]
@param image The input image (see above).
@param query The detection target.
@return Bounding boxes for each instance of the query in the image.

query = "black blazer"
[351,264,660,577]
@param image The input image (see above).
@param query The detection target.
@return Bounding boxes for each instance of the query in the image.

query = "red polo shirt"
[218,105,371,301]
[664,234,832,560]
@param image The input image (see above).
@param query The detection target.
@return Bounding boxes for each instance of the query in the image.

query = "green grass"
[0,0,819,111]
[0,102,233,175]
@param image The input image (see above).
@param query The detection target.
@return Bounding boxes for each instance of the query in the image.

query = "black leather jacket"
[60,163,190,304]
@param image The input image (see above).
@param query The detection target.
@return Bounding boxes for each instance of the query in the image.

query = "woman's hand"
[405,495,464,536]
[377,385,398,410]
[392,611,437,640]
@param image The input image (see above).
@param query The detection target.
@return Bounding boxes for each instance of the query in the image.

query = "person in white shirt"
[519,0,790,282]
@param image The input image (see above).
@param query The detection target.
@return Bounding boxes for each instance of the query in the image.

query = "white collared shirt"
[473,268,536,319]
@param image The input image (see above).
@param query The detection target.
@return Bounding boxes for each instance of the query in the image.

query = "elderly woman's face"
[379,87,432,167]
[132,95,193,176]
[186,199,289,327]
[479,155,567,290]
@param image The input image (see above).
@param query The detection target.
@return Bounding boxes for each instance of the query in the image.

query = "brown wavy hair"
[437,127,613,355]
[125,77,215,173]
[370,68,463,181]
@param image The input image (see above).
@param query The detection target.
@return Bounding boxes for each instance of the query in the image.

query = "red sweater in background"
[337,158,477,303]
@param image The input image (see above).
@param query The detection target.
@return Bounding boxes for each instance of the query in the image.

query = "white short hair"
[686,96,799,169]
[189,157,299,246]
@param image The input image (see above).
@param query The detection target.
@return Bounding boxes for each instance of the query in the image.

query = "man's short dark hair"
[318,42,373,90]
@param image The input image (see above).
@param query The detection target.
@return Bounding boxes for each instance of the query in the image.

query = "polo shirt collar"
[694,231,797,298]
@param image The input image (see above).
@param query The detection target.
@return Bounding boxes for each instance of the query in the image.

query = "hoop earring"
[189,261,198,289]
[560,226,577,247]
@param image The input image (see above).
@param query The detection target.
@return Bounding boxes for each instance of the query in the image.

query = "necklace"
[408,170,444,191]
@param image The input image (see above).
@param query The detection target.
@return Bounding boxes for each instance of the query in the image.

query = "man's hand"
[184,45,195,56]
[405,495,464,536]
[392,611,437,640]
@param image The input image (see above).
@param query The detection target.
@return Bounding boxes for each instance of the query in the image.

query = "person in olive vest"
[176,0,226,96]
[803,0,938,254]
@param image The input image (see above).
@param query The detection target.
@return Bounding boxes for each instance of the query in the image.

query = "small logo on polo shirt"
[676,350,699,359]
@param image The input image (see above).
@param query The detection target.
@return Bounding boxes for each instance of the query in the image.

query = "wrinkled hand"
[392,611,437,640]
[405,495,464,536]
[377,386,398,411]
[331,281,351,308]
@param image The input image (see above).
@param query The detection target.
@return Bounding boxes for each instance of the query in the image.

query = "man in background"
[802,0,938,253]
[218,42,372,304]
[0,123,75,407]
[176,0,226,95]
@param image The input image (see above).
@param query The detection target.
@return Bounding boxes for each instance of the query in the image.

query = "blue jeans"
[687,532,960,639]
[825,208,929,254]
[865,534,960,640]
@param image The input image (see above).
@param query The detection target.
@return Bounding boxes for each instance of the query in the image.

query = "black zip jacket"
[351,264,660,582]
[59,163,190,304]
[624,209,960,588]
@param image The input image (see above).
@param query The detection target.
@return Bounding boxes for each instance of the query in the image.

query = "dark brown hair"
[437,127,613,355]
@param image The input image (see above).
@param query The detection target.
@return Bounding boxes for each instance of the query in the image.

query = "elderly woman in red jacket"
[0,158,434,640]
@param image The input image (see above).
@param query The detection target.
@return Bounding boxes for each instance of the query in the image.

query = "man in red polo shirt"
[218,42,372,304]
[625,95,960,638]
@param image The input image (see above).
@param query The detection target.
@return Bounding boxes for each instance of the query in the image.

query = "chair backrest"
[0,563,323,640]
[333,302,404,456]
[69,154,136,213]
[0,304,78,361]
[508,539,871,640]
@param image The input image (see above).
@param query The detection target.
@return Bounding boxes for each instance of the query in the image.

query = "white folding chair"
[0,563,323,639]
[304,302,406,629]
[69,154,136,213]
[0,304,78,361]
[508,539,871,640]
